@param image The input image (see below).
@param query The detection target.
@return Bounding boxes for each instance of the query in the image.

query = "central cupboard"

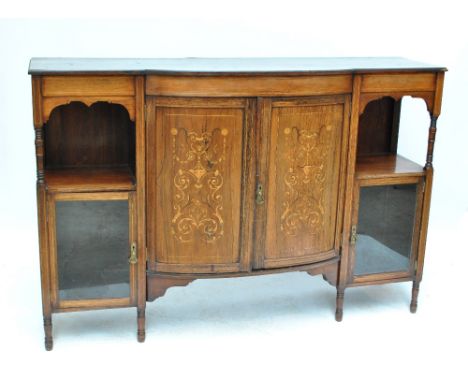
[146,95,350,274]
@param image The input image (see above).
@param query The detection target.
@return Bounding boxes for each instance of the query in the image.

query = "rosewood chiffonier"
[29,57,446,350]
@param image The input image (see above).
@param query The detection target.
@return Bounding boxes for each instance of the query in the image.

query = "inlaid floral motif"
[171,126,228,243]
[281,124,332,236]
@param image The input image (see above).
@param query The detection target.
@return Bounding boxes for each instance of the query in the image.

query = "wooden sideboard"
[29,57,446,350]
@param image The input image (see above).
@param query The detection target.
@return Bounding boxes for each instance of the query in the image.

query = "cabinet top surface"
[29,57,446,75]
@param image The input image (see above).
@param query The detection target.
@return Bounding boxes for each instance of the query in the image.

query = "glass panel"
[56,200,130,300]
[354,184,418,276]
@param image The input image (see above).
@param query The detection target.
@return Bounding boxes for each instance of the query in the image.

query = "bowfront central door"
[146,97,254,274]
[147,96,348,274]
[255,96,350,269]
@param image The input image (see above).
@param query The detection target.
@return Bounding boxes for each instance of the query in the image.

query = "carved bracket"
[42,97,136,122]
[147,275,195,302]
[359,92,434,116]
[307,262,338,286]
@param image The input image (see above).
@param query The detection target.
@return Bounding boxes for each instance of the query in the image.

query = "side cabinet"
[349,167,425,285]
[146,97,255,274]
[47,191,138,310]
[255,96,350,269]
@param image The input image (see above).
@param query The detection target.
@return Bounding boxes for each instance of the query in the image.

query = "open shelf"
[356,154,424,180]
[43,101,136,193]
[357,97,401,157]
[45,167,135,192]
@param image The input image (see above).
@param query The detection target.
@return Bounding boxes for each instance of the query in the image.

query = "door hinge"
[129,242,138,265]
[350,225,357,245]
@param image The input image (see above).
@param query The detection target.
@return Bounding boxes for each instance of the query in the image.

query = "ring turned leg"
[410,281,420,313]
[44,316,53,351]
[137,308,146,343]
[335,288,345,322]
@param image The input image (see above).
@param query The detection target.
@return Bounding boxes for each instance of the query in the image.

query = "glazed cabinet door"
[47,192,138,310]
[255,96,350,269]
[146,97,254,274]
[349,177,424,284]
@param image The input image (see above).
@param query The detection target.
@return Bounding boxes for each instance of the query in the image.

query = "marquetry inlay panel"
[171,126,228,243]
[281,124,331,236]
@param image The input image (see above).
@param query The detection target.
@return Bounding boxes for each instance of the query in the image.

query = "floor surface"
[1,219,465,382]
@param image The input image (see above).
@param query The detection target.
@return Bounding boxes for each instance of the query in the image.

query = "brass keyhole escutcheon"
[350,226,357,245]
[129,242,138,264]
[256,183,265,205]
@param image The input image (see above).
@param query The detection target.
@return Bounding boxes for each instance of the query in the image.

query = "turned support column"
[43,316,53,351]
[410,280,420,313]
[335,288,345,322]
[410,113,438,313]
[424,115,438,170]
[409,104,440,313]
[35,126,45,184]
[137,308,146,343]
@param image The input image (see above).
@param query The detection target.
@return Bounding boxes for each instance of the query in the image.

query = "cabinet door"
[146,98,253,274]
[256,96,349,269]
[47,192,137,310]
[350,177,424,284]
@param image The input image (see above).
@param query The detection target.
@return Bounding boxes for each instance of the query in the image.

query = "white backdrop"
[1,2,467,381]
